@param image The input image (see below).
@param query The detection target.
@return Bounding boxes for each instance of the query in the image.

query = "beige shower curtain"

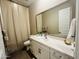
[0,0,30,53]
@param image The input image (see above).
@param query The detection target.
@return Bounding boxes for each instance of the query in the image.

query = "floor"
[8,50,31,59]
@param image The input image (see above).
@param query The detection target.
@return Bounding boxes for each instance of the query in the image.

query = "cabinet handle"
[53,52,55,54]
[38,48,41,54]
[59,56,62,58]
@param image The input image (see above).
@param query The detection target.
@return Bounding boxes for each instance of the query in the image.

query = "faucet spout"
[44,33,47,39]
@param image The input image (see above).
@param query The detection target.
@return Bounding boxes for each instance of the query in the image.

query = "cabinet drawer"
[30,40,49,59]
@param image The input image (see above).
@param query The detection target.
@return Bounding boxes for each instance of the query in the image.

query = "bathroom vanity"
[30,35,74,59]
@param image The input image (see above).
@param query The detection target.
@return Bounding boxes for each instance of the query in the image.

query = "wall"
[36,14,42,32]
[42,2,72,34]
[42,8,59,34]
[75,0,79,59]
[29,0,68,34]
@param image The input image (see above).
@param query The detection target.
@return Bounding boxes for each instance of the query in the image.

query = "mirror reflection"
[36,2,76,39]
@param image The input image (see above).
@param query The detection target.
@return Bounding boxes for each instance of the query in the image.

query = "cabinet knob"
[38,48,41,54]
[53,52,55,54]
[59,56,62,58]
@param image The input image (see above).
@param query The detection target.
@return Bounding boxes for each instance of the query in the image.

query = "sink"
[34,35,49,41]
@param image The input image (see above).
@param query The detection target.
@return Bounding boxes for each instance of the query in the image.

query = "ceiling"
[10,0,35,7]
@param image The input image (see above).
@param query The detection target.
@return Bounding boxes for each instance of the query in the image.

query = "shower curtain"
[0,0,30,53]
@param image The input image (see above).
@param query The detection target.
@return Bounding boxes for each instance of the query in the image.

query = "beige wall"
[29,0,76,34]
[36,14,42,32]
[29,0,68,34]
[42,2,73,34]
[42,9,59,34]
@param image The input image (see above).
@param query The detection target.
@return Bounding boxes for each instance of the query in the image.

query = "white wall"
[75,0,79,59]
[29,0,68,34]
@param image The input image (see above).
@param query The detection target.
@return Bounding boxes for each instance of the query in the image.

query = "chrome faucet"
[44,33,47,39]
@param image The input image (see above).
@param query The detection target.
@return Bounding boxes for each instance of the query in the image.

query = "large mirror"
[36,1,76,38]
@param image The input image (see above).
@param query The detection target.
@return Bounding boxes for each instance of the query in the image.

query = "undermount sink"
[34,35,48,40]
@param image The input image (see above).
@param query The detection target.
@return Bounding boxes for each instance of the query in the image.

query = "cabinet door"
[50,49,57,59]
[68,57,74,59]
[38,44,49,59]
[30,40,49,59]
[50,49,73,59]
[30,40,39,59]
[50,49,67,59]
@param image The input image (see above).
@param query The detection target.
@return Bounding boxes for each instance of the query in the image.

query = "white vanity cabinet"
[30,35,74,59]
[30,40,39,58]
[39,43,49,59]
[50,49,63,59]
[30,40,49,59]
[50,49,73,59]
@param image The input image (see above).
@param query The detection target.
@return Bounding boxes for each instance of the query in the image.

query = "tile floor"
[8,50,31,59]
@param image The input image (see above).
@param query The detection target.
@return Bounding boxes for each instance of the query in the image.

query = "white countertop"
[30,35,75,57]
